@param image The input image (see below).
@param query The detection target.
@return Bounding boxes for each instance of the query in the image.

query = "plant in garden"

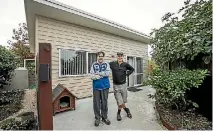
[150,0,212,67]
[147,59,158,73]
[25,60,35,73]
[0,46,18,89]
[147,0,212,129]
[0,117,37,130]
[145,68,208,110]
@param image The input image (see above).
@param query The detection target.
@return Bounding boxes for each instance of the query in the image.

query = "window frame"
[58,48,89,77]
[135,57,143,85]
[126,55,144,86]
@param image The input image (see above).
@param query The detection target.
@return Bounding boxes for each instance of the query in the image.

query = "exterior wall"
[35,15,148,98]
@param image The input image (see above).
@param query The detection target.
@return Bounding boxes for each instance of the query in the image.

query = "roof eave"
[24,0,36,53]
[24,0,151,53]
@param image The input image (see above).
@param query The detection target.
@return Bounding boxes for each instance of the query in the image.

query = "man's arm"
[99,62,110,77]
[126,63,135,76]
[109,61,113,69]
[90,63,100,80]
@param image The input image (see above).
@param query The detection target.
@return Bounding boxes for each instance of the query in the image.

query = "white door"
[127,56,144,87]
[127,56,134,87]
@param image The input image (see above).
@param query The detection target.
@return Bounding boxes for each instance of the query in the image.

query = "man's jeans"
[93,88,109,119]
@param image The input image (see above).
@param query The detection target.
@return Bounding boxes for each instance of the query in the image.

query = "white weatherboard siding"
[36,16,148,98]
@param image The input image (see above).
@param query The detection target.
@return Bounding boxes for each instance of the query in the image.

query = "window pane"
[88,53,97,73]
[136,57,143,73]
[71,59,74,75]
[82,52,86,74]
[60,50,64,75]
[68,58,71,75]
[79,53,82,75]
[74,52,86,75]
[65,52,67,75]
[136,74,143,84]
[74,56,77,75]
[60,49,86,75]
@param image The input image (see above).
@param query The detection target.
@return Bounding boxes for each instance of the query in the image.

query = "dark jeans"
[93,88,109,120]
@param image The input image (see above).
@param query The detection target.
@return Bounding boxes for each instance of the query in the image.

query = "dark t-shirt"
[109,61,134,85]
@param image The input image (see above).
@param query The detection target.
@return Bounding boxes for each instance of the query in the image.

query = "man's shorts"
[113,83,128,106]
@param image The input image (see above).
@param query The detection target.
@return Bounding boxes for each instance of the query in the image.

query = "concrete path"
[53,86,165,130]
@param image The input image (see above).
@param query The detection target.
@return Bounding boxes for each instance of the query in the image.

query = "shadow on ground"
[127,87,143,92]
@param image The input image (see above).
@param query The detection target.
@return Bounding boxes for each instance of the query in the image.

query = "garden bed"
[0,112,37,130]
[0,89,38,130]
[156,103,212,130]
[0,90,25,121]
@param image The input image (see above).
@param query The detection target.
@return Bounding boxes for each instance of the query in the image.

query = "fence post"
[37,43,53,130]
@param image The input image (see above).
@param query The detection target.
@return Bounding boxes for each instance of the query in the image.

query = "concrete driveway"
[53,86,165,130]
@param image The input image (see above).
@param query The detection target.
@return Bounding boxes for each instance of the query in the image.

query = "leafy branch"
[150,0,212,66]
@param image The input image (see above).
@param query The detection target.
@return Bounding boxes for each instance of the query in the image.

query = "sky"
[0,0,186,55]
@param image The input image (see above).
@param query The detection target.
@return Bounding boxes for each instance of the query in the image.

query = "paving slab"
[53,86,165,130]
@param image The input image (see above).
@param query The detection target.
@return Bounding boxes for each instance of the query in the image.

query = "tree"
[146,0,211,112]
[150,0,212,67]
[0,46,18,89]
[7,23,34,63]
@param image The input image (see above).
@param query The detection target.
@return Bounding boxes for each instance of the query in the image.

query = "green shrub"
[0,90,24,121]
[0,117,37,130]
[0,46,18,89]
[145,68,208,110]
[0,90,24,104]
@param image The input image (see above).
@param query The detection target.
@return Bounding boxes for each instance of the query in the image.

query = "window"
[88,53,97,73]
[59,49,86,76]
[136,57,143,84]
[59,49,97,76]
[136,57,143,73]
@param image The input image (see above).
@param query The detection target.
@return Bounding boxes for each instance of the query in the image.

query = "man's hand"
[98,72,103,76]
[91,74,101,80]
[94,74,101,79]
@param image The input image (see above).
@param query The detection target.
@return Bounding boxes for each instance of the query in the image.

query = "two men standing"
[90,51,134,126]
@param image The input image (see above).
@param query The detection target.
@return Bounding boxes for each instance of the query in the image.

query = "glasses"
[117,52,123,55]
[98,56,104,57]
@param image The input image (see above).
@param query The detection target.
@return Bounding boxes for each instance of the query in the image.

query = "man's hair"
[117,52,124,56]
[97,51,105,57]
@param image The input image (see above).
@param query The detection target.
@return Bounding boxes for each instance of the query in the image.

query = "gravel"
[17,89,37,117]
[0,89,37,123]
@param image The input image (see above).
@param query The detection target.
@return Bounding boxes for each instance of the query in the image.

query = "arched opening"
[59,96,70,108]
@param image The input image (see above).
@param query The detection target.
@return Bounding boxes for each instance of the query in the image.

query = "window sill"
[58,74,89,78]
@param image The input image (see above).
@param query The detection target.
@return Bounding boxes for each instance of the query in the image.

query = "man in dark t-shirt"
[109,52,134,121]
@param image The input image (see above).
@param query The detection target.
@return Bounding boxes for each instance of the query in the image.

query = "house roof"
[52,83,77,102]
[24,0,151,53]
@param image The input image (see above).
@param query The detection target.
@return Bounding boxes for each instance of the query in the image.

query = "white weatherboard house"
[24,0,150,98]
